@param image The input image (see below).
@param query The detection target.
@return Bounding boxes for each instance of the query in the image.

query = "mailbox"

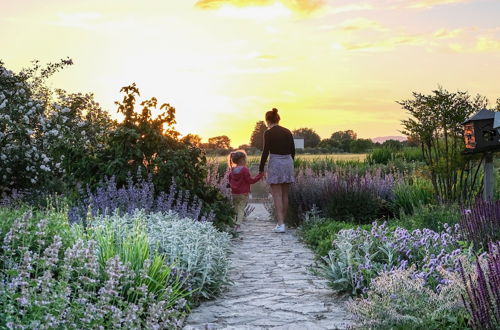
[463,109,500,153]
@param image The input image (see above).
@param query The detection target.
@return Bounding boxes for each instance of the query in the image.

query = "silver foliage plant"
[94,211,232,299]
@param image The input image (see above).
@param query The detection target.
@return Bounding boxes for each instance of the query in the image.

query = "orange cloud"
[195,0,325,14]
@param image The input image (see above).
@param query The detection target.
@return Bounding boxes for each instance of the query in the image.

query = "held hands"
[259,171,266,180]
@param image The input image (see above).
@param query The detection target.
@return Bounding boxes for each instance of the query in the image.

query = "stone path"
[183,203,351,330]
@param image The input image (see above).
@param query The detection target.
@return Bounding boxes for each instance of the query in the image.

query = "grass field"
[208,153,367,165]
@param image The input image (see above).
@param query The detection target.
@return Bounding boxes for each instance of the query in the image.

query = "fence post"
[484,152,494,201]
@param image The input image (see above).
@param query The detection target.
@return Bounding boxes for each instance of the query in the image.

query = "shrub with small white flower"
[0,59,113,195]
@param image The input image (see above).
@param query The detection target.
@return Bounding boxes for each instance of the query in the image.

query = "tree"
[181,134,202,147]
[208,135,231,149]
[250,121,268,150]
[331,130,357,152]
[350,139,373,153]
[382,139,403,150]
[400,86,489,202]
[292,128,321,148]
[405,135,420,147]
[318,138,340,150]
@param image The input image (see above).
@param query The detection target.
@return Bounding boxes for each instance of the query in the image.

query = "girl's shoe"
[273,224,285,233]
[234,225,242,233]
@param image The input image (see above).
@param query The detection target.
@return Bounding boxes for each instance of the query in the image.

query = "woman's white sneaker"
[273,224,286,233]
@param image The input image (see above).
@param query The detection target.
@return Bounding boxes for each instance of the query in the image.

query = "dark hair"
[228,150,247,168]
[265,108,280,124]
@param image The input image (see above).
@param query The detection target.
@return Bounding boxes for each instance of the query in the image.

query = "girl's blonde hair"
[228,150,247,168]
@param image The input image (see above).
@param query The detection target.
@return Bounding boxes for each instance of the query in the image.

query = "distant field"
[208,153,367,164]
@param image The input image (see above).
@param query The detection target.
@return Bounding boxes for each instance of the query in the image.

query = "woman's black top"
[259,125,296,172]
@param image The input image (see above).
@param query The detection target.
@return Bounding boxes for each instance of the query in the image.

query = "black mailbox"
[463,109,500,153]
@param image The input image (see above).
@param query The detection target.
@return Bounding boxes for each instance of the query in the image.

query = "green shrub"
[367,148,394,165]
[392,176,435,215]
[300,219,369,257]
[397,203,460,232]
[94,211,232,300]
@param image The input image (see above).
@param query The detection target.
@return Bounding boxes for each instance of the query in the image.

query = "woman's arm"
[244,167,263,184]
[289,131,296,160]
[259,130,270,172]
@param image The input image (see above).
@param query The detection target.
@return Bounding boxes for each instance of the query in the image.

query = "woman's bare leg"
[281,183,290,222]
[270,184,285,225]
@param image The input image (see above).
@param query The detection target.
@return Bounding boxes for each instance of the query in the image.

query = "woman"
[259,108,295,233]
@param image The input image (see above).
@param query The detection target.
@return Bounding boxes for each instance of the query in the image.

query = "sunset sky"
[1,0,499,146]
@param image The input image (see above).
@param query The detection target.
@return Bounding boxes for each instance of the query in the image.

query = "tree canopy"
[292,128,321,148]
[250,121,267,150]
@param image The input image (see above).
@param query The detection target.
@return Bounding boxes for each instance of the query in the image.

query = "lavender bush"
[316,222,471,294]
[460,242,500,329]
[69,174,214,225]
[290,168,398,224]
[461,200,500,251]
[0,210,188,329]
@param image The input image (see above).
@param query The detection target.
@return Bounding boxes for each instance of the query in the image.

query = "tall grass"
[392,176,435,215]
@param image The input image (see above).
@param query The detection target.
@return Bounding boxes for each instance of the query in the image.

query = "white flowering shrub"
[95,211,232,299]
[0,59,113,195]
[0,63,47,190]
[0,208,188,329]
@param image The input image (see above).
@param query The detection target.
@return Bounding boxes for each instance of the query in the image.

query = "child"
[228,150,264,232]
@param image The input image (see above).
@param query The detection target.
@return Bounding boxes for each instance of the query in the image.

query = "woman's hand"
[260,171,266,179]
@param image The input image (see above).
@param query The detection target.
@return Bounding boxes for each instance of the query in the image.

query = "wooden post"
[484,152,494,201]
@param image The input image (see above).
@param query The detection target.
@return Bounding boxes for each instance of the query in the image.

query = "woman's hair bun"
[272,108,278,114]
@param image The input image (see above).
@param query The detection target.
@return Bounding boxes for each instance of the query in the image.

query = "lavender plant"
[69,174,214,225]
[205,161,231,200]
[461,200,500,251]
[316,222,471,294]
[0,210,188,329]
[289,168,398,224]
[459,242,500,330]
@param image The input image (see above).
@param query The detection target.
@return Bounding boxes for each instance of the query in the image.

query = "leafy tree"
[406,135,420,147]
[331,130,357,152]
[318,138,340,150]
[400,86,489,202]
[382,139,403,150]
[292,128,321,148]
[250,121,267,150]
[350,138,373,153]
[91,84,234,228]
[181,134,202,147]
[208,135,231,149]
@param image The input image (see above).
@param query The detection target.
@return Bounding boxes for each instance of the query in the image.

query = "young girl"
[228,150,264,232]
